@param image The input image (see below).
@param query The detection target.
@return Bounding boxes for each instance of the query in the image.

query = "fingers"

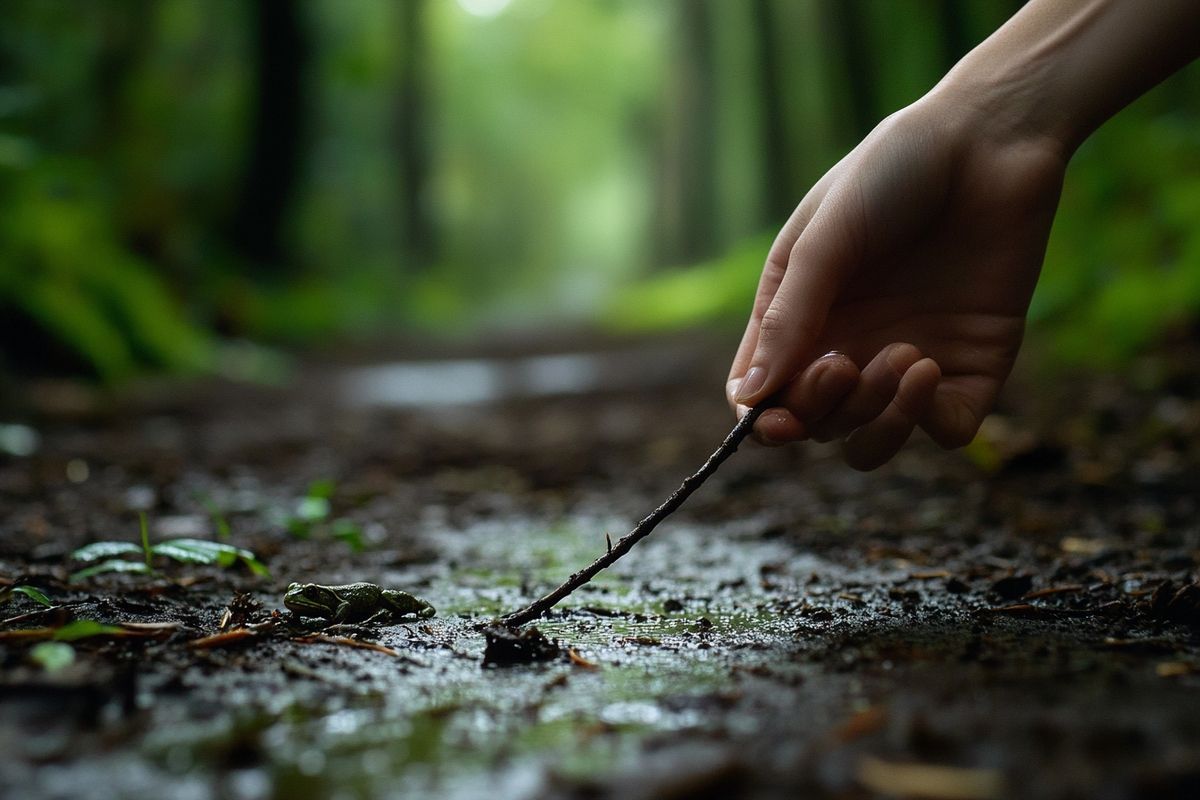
[728,174,839,413]
[732,187,861,408]
[843,357,941,470]
[738,342,977,470]
[749,352,859,445]
[920,376,996,449]
[806,343,923,443]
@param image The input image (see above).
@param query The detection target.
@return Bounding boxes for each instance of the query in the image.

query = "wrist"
[928,39,1083,163]
[929,0,1200,161]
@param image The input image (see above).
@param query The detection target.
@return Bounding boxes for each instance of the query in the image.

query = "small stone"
[944,578,970,594]
[990,574,1034,600]
[481,624,561,667]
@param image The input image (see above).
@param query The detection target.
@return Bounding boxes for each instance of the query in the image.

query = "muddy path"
[2,337,1200,799]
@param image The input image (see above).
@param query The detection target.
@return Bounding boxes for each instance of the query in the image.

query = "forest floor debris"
[2,337,1200,798]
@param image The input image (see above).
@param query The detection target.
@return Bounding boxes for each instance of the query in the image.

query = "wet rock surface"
[2,338,1200,798]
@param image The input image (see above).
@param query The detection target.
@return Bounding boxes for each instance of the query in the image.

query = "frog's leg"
[333,599,353,624]
[381,590,435,620]
[362,608,398,626]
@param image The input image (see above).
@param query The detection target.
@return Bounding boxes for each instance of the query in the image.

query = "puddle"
[7,515,838,799]
[338,344,704,408]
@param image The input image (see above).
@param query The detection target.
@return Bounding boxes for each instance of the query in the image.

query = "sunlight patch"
[457,0,512,18]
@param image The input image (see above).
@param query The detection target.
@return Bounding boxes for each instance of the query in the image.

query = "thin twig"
[500,402,769,627]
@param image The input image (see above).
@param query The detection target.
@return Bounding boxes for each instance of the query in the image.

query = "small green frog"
[284,582,435,625]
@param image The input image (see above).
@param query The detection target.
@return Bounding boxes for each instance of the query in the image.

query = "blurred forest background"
[2,0,1200,384]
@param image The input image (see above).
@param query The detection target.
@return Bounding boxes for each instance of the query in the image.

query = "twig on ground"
[188,619,279,649]
[500,402,769,627]
[292,633,404,658]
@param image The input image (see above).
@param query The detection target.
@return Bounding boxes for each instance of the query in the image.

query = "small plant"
[50,620,125,640]
[71,513,269,581]
[284,480,365,552]
[30,641,75,672]
[197,493,232,542]
[1,585,53,607]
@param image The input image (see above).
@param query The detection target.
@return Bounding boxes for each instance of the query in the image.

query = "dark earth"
[2,332,1200,799]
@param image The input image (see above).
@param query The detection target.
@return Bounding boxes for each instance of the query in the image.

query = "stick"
[500,402,770,627]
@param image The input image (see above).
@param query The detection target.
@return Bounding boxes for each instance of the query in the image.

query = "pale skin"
[728,0,1200,470]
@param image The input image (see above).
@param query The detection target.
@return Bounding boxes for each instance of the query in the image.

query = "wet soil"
[2,335,1200,799]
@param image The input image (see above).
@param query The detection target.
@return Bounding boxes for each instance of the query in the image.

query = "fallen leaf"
[1156,661,1195,678]
[857,755,1003,800]
[567,647,599,670]
[831,705,887,743]
[909,570,950,581]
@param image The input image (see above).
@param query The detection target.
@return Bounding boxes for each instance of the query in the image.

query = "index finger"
[727,174,837,413]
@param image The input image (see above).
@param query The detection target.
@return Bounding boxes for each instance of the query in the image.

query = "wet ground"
[2,333,1200,799]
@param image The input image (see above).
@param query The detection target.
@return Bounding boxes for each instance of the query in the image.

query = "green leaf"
[30,642,75,672]
[240,555,270,577]
[72,541,144,562]
[295,496,330,522]
[306,479,336,501]
[70,560,153,582]
[52,620,124,641]
[150,541,220,565]
[197,494,232,541]
[331,518,365,553]
[140,512,152,567]
[12,585,52,607]
[153,539,269,578]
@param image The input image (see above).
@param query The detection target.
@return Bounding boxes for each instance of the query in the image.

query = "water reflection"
[339,345,701,408]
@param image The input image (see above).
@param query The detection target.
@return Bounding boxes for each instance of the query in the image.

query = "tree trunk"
[655,0,718,266]
[229,0,309,276]
[397,0,435,270]
[749,0,792,225]
[935,0,971,73]
[822,0,875,141]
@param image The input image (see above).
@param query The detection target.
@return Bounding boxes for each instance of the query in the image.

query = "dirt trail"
[2,338,1199,799]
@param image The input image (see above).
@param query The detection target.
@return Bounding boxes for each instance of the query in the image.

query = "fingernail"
[726,379,742,402]
[734,367,766,403]
[822,350,847,360]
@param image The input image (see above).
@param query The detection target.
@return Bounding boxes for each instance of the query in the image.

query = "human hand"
[727,92,1069,469]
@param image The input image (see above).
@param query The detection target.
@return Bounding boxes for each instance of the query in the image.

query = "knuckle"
[758,305,790,339]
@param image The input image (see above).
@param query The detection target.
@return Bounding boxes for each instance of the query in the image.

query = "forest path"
[2,336,1199,799]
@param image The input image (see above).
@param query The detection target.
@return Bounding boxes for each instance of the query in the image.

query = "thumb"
[733,203,856,406]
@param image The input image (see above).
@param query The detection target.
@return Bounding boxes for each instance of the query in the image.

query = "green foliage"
[1034,108,1200,364]
[69,559,153,581]
[70,541,145,562]
[70,517,269,581]
[197,494,232,542]
[0,160,214,381]
[604,234,772,333]
[30,641,75,671]
[3,0,1198,380]
[1,584,53,607]
[282,480,365,552]
[148,539,270,577]
[330,518,366,553]
[51,620,125,641]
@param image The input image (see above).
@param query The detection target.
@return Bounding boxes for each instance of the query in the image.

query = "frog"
[283,582,435,625]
